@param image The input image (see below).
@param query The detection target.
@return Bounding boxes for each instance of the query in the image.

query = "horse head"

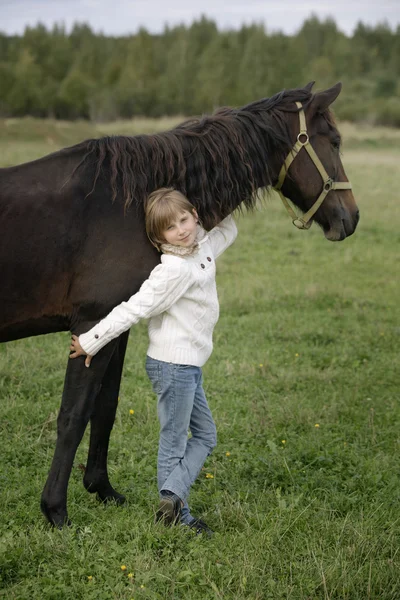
[275,82,359,241]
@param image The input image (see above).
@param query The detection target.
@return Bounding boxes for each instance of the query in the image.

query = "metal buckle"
[297,132,309,145]
[293,218,306,229]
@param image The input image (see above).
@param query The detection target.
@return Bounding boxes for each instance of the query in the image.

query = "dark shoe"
[187,517,214,537]
[155,491,182,525]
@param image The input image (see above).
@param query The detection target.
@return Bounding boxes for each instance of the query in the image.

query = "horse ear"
[304,81,315,92]
[309,82,342,115]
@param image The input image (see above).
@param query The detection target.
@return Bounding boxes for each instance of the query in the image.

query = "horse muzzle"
[323,205,360,241]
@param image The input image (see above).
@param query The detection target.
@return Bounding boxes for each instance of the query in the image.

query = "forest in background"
[0,16,399,125]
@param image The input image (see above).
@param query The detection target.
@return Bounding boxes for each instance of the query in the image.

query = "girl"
[70,187,237,535]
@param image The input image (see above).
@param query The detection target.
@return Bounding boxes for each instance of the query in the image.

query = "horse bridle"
[274,101,352,230]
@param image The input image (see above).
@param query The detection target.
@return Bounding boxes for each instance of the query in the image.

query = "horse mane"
[75,87,313,229]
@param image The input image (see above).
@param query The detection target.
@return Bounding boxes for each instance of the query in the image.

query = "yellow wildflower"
[281,440,286,444]
[225,451,231,457]
[295,353,299,357]
[205,473,214,479]
[121,565,127,571]
[129,409,134,415]
[259,363,263,367]
[315,423,320,428]
[128,572,133,579]
[87,575,93,581]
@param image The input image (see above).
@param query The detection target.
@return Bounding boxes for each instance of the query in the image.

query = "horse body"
[0,83,359,526]
[1,149,162,525]
[0,148,159,342]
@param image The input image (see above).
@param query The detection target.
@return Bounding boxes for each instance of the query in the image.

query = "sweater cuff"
[79,328,110,356]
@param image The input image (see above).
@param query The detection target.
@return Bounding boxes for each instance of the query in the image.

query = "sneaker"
[187,517,214,537]
[155,491,182,525]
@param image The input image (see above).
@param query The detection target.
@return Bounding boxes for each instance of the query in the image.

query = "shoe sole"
[155,497,180,525]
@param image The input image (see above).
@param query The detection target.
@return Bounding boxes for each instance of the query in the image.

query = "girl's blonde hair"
[145,188,197,250]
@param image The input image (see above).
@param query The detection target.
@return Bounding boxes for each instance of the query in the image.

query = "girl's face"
[161,209,199,247]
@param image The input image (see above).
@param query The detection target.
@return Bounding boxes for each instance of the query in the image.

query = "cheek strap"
[273,102,352,230]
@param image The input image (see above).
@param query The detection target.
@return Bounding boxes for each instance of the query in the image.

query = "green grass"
[0,119,399,599]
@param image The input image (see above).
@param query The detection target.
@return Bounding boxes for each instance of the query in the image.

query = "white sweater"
[79,216,237,366]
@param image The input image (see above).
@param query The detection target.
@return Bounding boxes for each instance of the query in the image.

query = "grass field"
[0,117,399,599]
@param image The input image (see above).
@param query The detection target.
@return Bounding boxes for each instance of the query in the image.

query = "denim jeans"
[145,356,217,524]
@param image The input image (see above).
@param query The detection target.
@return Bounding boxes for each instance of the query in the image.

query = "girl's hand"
[70,334,93,368]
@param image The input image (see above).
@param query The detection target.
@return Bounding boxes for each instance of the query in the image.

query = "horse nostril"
[355,209,360,225]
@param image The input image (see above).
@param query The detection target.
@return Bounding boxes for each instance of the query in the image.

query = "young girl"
[70,187,237,535]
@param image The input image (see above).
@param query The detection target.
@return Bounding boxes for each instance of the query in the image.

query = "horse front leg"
[83,331,129,504]
[40,339,118,528]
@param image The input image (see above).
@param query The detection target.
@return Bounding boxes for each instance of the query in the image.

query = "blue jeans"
[145,356,217,524]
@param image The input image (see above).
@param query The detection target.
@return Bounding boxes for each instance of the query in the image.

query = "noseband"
[273,101,352,230]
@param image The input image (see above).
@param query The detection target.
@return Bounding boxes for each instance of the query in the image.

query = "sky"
[0,0,399,37]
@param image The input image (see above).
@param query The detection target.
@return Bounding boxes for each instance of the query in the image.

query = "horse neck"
[247,115,293,191]
[176,115,289,228]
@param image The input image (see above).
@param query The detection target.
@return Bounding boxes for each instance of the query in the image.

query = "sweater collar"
[160,241,200,257]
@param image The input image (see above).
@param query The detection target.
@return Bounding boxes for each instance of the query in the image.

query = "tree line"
[0,16,399,125]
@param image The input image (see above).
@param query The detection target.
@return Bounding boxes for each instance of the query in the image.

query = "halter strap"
[274,102,352,230]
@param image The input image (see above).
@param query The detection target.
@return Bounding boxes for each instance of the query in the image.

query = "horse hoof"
[41,500,71,528]
[83,476,126,505]
[53,517,72,529]
[97,490,126,505]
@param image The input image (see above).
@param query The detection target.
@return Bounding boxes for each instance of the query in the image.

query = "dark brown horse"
[0,82,359,527]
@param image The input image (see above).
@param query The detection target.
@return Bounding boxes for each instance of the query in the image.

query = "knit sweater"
[79,215,237,366]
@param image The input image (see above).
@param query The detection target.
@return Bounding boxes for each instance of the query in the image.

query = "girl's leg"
[159,368,217,503]
[179,373,217,525]
[145,357,196,500]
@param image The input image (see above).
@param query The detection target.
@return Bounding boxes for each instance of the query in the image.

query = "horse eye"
[332,138,341,150]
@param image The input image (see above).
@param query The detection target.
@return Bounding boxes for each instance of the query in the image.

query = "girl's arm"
[71,259,192,360]
[207,215,238,258]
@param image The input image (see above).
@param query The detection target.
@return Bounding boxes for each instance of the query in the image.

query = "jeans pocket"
[145,360,163,395]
